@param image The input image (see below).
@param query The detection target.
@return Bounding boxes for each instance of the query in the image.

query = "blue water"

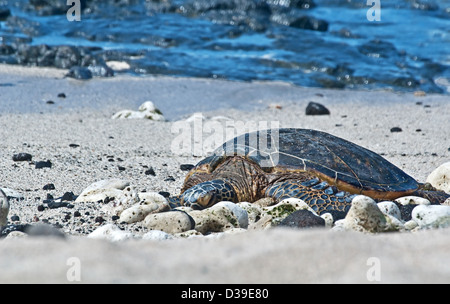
[1,0,449,94]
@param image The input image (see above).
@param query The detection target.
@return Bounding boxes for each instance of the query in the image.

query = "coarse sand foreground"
[0,64,449,283]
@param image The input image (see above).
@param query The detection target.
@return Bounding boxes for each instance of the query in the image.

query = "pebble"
[305,101,330,115]
[426,162,450,193]
[75,179,130,203]
[35,160,52,169]
[342,195,387,233]
[144,211,195,234]
[66,66,93,80]
[119,192,170,224]
[0,188,24,200]
[188,204,240,234]
[12,153,32,162]
[111,101,165,121]
[88,224,134,242]
[279,209,326,229]
[214,201,248,229]
[142,230,173,241]
[395,196,430,206]
[411,204,450,229]
[390,127,402,133]
[0,190,9,227]
[377,201,402,220]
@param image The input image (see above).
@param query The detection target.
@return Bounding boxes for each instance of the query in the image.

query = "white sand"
[0,64,449,283]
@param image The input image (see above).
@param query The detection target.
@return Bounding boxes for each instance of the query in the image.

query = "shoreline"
[0,64,449,283]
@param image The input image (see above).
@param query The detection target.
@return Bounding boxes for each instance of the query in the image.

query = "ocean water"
[0,0,449,94]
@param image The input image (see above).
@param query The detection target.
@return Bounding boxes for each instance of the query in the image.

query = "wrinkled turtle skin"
[168,128,449,215]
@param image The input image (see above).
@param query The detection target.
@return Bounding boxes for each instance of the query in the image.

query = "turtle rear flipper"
[411,188,450,205]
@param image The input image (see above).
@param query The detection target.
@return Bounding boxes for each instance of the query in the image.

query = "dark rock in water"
[66,66,93,80]
[279,209,325,228]
[266,0,315,9]
[29,0,88,16]
[0,7,11,20]
[305,101,330,115]
[35,160,52,169]
[12,153,32,162]
[289,16,328,31]
[54,45,81,69]
[179,0,272,32]
[180,164,195,171]
[390,127,402,133]
[82,55,114,77]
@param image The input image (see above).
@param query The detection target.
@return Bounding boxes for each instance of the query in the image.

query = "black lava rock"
[0,8,11,21]
[61,192,77,202]
[397,203,416,221]
[43,183,55,190]
[35,160,52,169]
[289,16,328,32]
[145,167,156,176]
[180,164,195,171]
[1,224,31,237]
[12,153,32,162]
[66,66,93,80]
[390,127,402,133]
[279,209,325,229]
[305,101,330,115]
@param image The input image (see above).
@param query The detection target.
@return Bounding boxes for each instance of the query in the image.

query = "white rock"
[76,179,130,203]
[111,101,165,121]
[215,201,249,229]
[188,204,240,234]
[237,202,263,225]
[426,162,450,193]
[144,211,194,234]
[395,196,430,206]
[377,201,402,220]
[404,220,419,230]
[0,189,9,227]
[412,204,450,229]
[4,231,28,239]
[343,195,387,233]
[0,188,24,200]
[320,212,334,228]
[105,60,131,71]
[278,198,317,214]
[142,230,173,241]
[88,224,135,242]
[119,193,170,224]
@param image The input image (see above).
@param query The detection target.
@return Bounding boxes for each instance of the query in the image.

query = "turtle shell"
[201,128,419,199]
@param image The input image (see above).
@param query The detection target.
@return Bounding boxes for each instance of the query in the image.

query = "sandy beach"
[0,64,449,284]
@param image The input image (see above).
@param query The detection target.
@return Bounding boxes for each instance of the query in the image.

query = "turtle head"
[181,179,237,209]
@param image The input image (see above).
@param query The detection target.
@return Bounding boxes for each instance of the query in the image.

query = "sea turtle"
[168,128,449,215]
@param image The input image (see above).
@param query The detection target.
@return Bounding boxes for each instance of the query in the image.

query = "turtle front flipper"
[265,178,355,215]
[167,195,183,209]
[181,179,238,209]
